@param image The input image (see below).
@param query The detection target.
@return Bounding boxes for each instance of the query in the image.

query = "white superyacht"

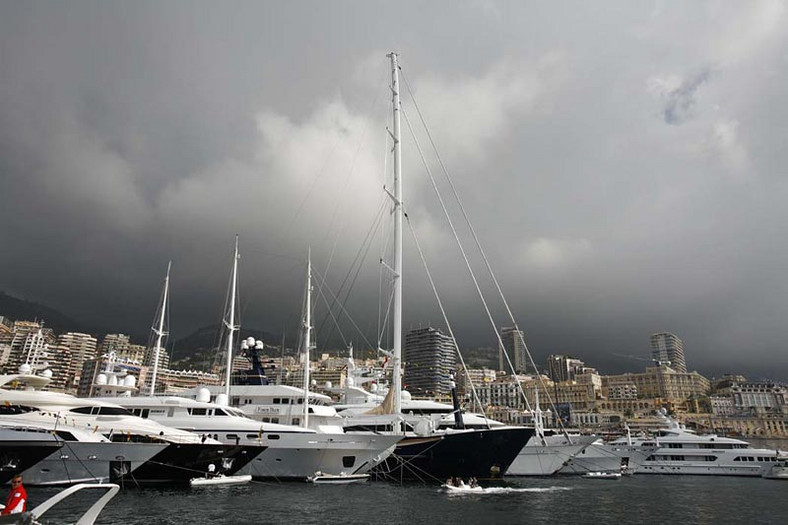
[629,420,787,476]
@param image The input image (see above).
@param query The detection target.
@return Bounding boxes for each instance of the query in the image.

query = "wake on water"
[443,486,573,495]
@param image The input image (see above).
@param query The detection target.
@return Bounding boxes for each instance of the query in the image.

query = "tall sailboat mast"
[149,261,171,396]
[389,52,403,419]
[302,250,313,428]
[224,236,240,398]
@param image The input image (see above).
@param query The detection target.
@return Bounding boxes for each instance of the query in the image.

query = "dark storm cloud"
[1,1,788,381]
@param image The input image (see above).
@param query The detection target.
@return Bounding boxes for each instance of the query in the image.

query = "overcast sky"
[2,1,787,380]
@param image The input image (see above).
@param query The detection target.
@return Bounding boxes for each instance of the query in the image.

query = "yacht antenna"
[149,261,171,396]
[224,236,240,398]
[388,51,403,420]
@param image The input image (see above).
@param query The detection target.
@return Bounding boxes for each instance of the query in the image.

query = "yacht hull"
[130,444,262,484]
[507,434,597,476]
[0,430,63,484]
[19,441,168,486]
[373,427,533,482]
[558,443,655,474]
[250,433,399,480]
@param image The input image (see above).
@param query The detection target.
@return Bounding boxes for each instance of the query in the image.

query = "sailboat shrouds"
[337,53,532,482]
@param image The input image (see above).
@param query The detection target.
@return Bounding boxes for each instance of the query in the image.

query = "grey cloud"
[1,1,788,382]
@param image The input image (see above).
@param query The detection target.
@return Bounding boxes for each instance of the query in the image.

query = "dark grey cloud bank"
[2,1,788,380]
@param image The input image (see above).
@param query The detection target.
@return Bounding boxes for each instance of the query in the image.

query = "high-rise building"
[57,332,98,392]
[3,321,56,374]
[99,333,131,355]
[144,343,170,371]
[403,326,457,397]
[500,327,527,373]
[546,354,587,383]
[650,332,687,373]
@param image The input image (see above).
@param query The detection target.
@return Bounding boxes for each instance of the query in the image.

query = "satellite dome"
[246,337,255,346]
[96,374,108,385]
[325,381,332,389]
[40,369,53,378]
[215,393,229,406]
[369,382,377,393]
[401,390,412,402]
[196,387,211,403]
[124,375,136,387]
[18,363,32,375]
[108,375,118,386]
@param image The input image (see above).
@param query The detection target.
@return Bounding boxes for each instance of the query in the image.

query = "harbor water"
[26,475,787,524]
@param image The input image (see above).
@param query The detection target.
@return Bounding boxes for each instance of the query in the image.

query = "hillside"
[0,291,94,335]
[170,324,281,370]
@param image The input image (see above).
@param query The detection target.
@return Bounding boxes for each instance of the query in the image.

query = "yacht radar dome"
[96,373,108,385]
[41,368,53,378]
[196,387,211,403]
[124,375,136,387]
[215,393,229,406]
[18,363,31,375]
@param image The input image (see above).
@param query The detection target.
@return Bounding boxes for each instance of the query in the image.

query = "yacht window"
[273,398,281,405]
[734,457,741,461]
[231,397,240,406]
[292,418,300,426]
[0,405,39,415]
[98,407,132,416]
[54,431,77,441]
[262,418,270,423]
[271,418,279,424]
[247,434,261,440]
[267,434,280,440]
[214,409,228,416]
[297,398,304,405]
[71,407,98,415]
[226,434,239,441]
[189,408,207,416]
[342,456,356,468]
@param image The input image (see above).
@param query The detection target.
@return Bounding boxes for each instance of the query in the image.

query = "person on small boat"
[445,478,454,487]
[469,477,478,488]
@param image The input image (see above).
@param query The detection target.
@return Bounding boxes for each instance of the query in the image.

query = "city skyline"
[2,2,788,382]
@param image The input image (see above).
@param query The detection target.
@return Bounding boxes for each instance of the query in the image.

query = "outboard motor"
[449,374,465,430]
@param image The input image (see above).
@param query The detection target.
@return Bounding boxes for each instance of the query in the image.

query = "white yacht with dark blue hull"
[0,375,262,485]
[96,393,398,481]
